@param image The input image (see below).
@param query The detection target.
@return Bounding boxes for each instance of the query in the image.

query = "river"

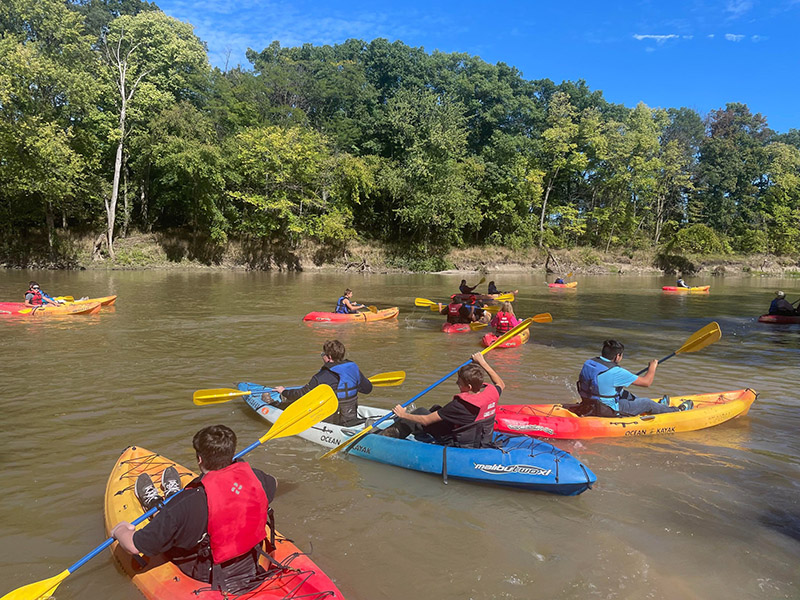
[1,270,798,599]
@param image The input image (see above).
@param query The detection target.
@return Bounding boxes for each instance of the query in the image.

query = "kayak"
[240,383,596,495]
[62,295,117,306]
[0,301,102,316]
[303,307,398,322]
[494,389,757,440]
[442,322,471,333]
[450,293,502,302]
[480,328,530,348]
[662,285,710,292]
[547,282,577,288]
[758,314,800,324]
[104,445,346,600]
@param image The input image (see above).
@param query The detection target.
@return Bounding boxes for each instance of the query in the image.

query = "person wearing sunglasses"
[24,281,60,307]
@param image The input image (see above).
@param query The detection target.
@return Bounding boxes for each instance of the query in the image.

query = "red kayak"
[758,314,800,324]
[547,282,577,289]
[442,322,471,333]
[480,329,530,348]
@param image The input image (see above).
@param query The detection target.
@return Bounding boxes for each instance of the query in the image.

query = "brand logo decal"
[504,422,555,435]
[231,482,242,495]
[320,435,341,445]
[473,463,552,477]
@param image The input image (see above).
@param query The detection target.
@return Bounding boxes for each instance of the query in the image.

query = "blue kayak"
[239,382,597,496]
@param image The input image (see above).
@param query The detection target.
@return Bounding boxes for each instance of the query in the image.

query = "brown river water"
[0,270,798,600]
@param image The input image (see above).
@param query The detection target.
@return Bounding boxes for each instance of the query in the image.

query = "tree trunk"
[538,167,560,247]
[45,201,55,249]
[122,161,130,238]
[106,102,126,259]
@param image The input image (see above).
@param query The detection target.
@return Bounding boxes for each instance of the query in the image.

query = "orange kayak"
[104,446,346,600]
[547,281,577,288]
[480,328,530,348]
[494,389,757,439]
[0,301,102,316]
[662,285,710,292]
[62,295,117,306]
[303,307,398,322]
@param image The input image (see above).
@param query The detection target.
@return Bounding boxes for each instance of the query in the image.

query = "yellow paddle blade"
[319,422,375,459]
[415,297,437,307]
[193,388,251,406]
[531,312,553,323]
[368,306,378,313]
[260,385,337,443]
[368,371,405,386]
[676,322,721,354]
[481,317,534,354]
[476,276,486,286]
[470,321,489,331]
[1,568,70,600]
[494,293,515,302]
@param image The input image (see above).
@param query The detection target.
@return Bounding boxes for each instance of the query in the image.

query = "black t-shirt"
[133,467,277,582]
[424,385,502,440]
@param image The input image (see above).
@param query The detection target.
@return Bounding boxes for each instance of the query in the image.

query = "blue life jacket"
[577,357,621,410]
[335,296,353,314]
[328,361,362,423]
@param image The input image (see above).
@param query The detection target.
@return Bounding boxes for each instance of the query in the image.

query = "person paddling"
[554,277,565,285]
[273,340,373,426]
[487,281,519,295]
[334,288,366,314]
[109,425,278,594]
[677,278,689,288]
[24,281,59,307]
[382,353,503,448]
[490,301,520,335]
[459,279,479,294]
[768,291,798,316]
[576,340,693,417]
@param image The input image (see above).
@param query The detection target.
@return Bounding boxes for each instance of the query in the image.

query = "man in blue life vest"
[554,277,565,285]
[24,281,60,307]
[109,425,278,594]
[273,340,373,426]
[769,291,798,316]
[576,340,693,417]
[334,288,366,314]
[383,352,504,448]
[677,278,689,288]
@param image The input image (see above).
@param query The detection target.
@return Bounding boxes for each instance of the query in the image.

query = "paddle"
[54,296,75,302]
[319,317,536,459]
[1,386,337,600]
[469,312,552,331]
[193,371,406,406]
[634,322,722,376]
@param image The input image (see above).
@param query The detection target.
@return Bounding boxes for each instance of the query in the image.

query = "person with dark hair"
[554,277,565,285]
[576,340,692,417]
[487,281,518,295]
[109,425,278,594]
[23,281,60,307]
[334,289,366,314]
[382,353,503,448]
[769,291,798,316]
[676,278,689,288]
[459,279,478,294]
[273,340,373,426]
[438,299,470,323]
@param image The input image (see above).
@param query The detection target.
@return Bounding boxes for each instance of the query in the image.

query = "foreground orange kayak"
[104,445,346,600]
[0,301,102,316]
[303,307,398,322]
[494,389,757,439]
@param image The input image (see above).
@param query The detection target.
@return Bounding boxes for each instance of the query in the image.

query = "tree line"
[2,0,799,268]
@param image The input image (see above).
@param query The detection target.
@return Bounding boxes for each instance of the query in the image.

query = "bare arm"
[392,405,442,425]
[632,360,658,387]
[111,522,140,554]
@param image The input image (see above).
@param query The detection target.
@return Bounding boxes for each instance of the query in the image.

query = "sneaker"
[135,473,162,511]
[161,466,182,499]
[678,400,694,411]
[659,395,671,406]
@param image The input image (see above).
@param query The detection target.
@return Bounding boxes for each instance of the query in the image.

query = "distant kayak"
[240,383,597,495]
[758,314,800,324]
[662,285,710,292]
[547,281,577,288]
[0,301,102,316]
[302,307,399,322]
[480,328,530,348]
[442,322,471,333]
[494,389,757,440]
[104,445,346,600]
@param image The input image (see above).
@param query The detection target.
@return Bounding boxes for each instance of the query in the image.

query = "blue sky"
[157,0,800,133]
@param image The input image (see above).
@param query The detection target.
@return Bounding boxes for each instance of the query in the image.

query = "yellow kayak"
[58,295,117,306]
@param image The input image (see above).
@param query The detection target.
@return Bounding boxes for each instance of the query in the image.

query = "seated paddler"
[273,339,373,426]
[576,339,692,417]
[334,288,365,314]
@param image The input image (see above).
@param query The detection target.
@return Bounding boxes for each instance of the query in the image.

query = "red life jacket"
[451,384,499,448]
[26,288,43,305]
[494,311,514,334]
[454,383,498,421]
[195,462,268,564]
[447,302,463,323]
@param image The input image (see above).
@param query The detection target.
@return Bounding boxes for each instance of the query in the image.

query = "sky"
[157,0,800,133]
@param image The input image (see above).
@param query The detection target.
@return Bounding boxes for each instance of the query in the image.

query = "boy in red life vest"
[110,425,277,594]
[438,300,469,323]
[490,301,520,335]
[384,353,504,448]
[24,281,59,307]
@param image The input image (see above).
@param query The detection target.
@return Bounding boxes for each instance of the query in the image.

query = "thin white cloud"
[725,0,753,18]
[708,34,715,38]
[633,34,680,43]
[751,34,767,42]
[725,33,746,41]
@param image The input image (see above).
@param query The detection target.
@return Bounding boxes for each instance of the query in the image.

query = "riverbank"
[2,231,800,277]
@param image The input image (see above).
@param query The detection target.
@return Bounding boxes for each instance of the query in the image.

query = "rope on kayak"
[441,446,448,485]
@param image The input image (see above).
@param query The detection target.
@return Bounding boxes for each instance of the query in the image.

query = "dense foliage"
[2,0,799,264]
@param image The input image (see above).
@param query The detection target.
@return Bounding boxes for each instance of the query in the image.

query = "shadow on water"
[759,508,800,544]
